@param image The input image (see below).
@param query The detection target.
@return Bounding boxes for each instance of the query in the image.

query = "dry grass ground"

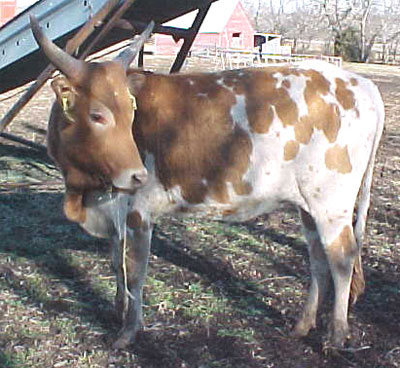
[0,56,399,368]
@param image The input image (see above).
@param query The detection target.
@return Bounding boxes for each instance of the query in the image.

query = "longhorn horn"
[116,21,155,70]
[30,15,86,84]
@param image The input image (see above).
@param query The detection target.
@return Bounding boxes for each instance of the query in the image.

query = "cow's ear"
[127,72,146,96]
[63,191,86,223]
[51,77,78,122]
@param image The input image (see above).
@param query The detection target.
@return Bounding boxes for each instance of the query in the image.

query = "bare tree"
[350,0,380,61]
[380,0,400,63]
[243,0,400,64]
[360,0,374,60]
[283,1,329,54]
[314,0,354,56]
[242,0,295,33]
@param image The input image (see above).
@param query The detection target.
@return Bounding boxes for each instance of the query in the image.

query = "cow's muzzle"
[112,168,148,192]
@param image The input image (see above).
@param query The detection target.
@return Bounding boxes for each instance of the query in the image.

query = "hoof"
[329,324,351,347]
[293,317,316,338]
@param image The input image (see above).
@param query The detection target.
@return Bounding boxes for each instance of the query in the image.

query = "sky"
[17,0,37,8]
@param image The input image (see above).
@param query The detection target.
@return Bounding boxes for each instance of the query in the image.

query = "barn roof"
[163,0,240,33]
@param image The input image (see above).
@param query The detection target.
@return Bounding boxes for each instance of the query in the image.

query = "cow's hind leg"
[322,222,358,346]
[294,209,330,337]
[295,208,359,346]
[112,223,152,349]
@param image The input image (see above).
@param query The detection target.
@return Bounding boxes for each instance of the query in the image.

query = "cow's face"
[50,62,146,192]
[31,16,154,225]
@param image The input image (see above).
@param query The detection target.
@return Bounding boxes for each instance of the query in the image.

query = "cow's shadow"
[2,146,399,364]
[1,190,299,347]
[0,143,305,343]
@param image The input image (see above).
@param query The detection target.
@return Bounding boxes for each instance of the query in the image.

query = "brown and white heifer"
[31,17,384,349]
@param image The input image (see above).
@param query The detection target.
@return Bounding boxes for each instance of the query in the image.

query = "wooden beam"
[138,47,144,67]
[170,3,212,73]
[126,20,193,40]
[79,0,138,61]
[0,0,121,133]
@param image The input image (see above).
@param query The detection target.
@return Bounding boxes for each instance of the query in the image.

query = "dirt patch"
[0,58,399,368]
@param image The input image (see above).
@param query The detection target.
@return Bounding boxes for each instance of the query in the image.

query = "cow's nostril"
[132,169,148,185]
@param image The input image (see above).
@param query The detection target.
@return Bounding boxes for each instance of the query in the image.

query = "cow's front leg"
[112,220,152,349]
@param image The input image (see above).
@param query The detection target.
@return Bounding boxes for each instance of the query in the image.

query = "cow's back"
[128,62,383,223]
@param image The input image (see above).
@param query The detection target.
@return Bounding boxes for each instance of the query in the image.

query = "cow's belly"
[79,187,283,238]
[129,165,304,225]
[163,195,281,223]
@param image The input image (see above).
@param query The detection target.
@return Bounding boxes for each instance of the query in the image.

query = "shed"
[255,33,292,56]
[155,0,254,55]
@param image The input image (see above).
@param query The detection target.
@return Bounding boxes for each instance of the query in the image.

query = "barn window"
[232,32,242,48]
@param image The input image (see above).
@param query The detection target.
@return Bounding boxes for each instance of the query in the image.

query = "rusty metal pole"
[0,0,120,133]
[80,0,138,60]
[0,132,46,152]
[170,2,212,73]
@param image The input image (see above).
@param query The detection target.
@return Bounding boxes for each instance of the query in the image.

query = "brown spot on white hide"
[350,78,358,86]
[127,210,148,230]
[284,140,300,161]
[226,68,299,134]
[296,70,341,144]
[335,78,359,116]
[133,72,253,204]
[325,145,352,174]
[222,208,239,217]
[63,192,86,223]
[294,117,314,145]
[327,225,357,273]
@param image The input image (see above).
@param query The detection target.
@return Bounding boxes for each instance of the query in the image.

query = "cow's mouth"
[93,173,142,194]
[111,185,139,195]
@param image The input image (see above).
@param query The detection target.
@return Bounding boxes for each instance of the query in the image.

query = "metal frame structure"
[0,0,217,94]
[0,0,217,147]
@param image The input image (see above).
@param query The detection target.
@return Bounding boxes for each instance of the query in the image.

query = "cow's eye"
[90,112,106,125]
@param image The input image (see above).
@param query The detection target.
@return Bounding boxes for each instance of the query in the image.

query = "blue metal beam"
[0,0,218,94]
[0,0,119,70]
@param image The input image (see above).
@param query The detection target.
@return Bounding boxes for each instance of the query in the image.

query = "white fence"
[191,48,342,70]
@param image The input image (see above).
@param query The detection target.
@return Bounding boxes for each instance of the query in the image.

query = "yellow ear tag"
[61,96,75,122]
[129,92,137,110]
[61,96,69,111]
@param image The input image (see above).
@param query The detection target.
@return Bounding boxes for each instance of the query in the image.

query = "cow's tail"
[350,82,385,305]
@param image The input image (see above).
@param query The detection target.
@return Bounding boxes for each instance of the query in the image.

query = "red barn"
[0,0,16,26]
[155,0,255,55]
